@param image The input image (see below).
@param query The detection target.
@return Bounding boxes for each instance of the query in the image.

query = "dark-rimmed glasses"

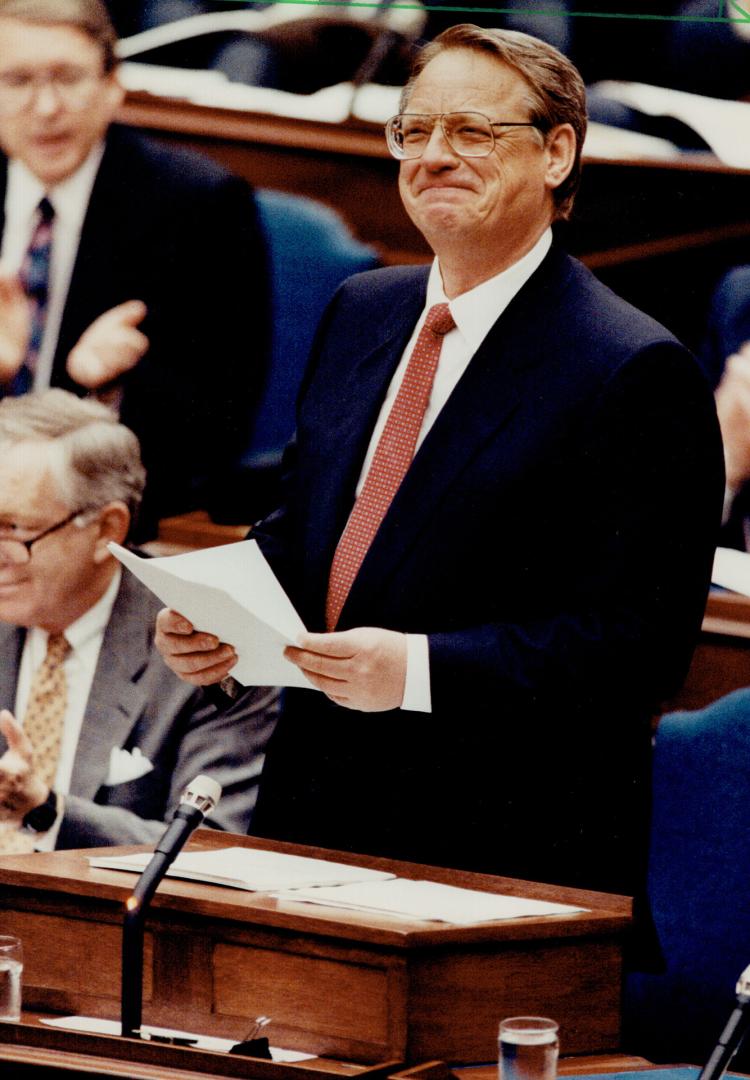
[0,508,91,565]
[385,111,541,160]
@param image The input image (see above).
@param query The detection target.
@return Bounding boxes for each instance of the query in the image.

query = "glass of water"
[0,936,22,1022]
[499,1016,559,1080]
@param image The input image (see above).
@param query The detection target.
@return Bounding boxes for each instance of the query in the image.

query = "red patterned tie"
[325,302,455,631]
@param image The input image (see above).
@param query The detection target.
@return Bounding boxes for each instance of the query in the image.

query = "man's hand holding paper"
[110,540,315,691]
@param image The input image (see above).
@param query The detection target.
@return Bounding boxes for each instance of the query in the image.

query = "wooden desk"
[0,1014,397,1079]
[0,831,630,1065]
[667,590,750,712]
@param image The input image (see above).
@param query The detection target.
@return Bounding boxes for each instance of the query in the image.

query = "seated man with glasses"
[0,389,278,853]
[156,26,723,913]
[0,0,269,538]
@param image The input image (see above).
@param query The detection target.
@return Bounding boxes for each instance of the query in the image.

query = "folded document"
[88,846,395,892]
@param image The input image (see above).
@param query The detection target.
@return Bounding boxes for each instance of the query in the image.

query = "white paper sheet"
[275,878,587,925]
[712,546,750,595]
[40,1016,314,1059]
[108,540,316,690]
[88,845,395,892]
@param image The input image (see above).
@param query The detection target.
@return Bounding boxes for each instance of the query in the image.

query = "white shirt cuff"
[402,634,432,713]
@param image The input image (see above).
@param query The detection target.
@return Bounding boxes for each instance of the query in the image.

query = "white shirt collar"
[58,565,121,653]
[6,141,105,225]
[426,228,553,352]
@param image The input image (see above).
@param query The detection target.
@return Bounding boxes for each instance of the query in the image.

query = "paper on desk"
[275,878,587,925]
[108,540,316,690]
[712,546,750,595]
[88,845,396,892]
[591,80,750,169]
[40,1016,314,1059]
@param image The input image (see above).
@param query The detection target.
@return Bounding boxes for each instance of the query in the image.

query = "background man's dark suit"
[0,571,278,848]
[251,250,723,898]
[0,126,269,534]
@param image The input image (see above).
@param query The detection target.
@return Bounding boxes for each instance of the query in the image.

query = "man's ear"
[93,500,130,563]
[543,123,576,193]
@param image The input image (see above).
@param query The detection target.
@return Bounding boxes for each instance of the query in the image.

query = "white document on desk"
[275,878,588,925]
[108,540,316,690]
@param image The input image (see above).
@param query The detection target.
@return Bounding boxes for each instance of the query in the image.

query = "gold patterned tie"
[0,632,70,854]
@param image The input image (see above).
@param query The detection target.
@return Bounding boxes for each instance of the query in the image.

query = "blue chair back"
[625,689,750,1066]
[245,188,379,467]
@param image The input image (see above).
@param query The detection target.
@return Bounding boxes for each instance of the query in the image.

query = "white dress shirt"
[1,145,104,387]
[352,229,553,712]
[15,567,121,849]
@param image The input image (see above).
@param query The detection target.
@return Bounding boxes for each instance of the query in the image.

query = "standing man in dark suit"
[0,389,278,852]
[156,26,723,900]
[0,0,269,535]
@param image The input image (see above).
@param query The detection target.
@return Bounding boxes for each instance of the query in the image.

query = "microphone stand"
[698,965,750,1080]
[120,776,221,1039]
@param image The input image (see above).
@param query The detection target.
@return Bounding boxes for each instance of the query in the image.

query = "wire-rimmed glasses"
[0,66,103,114]
[385,111,541,160]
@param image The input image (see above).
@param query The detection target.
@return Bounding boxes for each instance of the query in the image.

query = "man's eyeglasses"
[0,508,91,565]
[385,111,542,161]
[0,67,103,114]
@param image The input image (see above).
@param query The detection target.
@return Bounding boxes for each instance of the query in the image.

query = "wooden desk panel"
[0,832,630,1064]
[666,591,750,713]
[0,1015,396,1079]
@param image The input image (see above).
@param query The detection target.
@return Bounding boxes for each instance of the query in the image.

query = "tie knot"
[46,632,70,664]
[425,303,455,337]
[38,197,54,225]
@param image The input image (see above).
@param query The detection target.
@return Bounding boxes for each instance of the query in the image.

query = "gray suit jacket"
[0,572,279,848]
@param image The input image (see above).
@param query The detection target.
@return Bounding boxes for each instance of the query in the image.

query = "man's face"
[0,17,123,186]
[0,441,104,632]
[398,48,568,265]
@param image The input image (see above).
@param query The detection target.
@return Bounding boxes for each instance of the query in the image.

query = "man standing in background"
[0,0,269,535]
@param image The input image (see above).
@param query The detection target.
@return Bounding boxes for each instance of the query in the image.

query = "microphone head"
[180,775,222,817]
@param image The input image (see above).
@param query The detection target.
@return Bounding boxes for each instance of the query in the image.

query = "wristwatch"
[22,789,59,833]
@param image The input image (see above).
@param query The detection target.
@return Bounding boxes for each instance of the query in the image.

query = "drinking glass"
[498,1016,559,1080]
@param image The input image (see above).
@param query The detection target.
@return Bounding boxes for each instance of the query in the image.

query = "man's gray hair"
[401,24,587,221]
[0,0,118,72]
[0,389,145,524]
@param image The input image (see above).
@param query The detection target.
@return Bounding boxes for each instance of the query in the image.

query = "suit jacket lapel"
[0,623,23,751]
[0,157,7,248]
[68,573,152,800]
[339,247,573,617]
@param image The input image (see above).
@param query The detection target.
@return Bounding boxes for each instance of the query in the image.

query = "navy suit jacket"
[250,248,724,899]
[0,127,270,535]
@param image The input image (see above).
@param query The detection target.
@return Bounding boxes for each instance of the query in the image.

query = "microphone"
[698,965,750,1080]
[120,776,222,1039]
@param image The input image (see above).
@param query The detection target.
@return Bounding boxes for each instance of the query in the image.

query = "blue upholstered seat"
[625,689,750,1067]
[246,188,379,469]
[206,188,380,522]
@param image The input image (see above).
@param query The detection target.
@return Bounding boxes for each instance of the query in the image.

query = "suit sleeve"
[55,685,279,849]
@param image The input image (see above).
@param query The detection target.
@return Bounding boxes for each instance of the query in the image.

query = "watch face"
[23,791,57,833]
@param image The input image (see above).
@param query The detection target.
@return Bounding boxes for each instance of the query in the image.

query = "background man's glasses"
[385,111,541,160]
[0,508,91,564]
[0,67,102,114]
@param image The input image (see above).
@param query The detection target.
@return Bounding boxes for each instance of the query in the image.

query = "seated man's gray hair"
[0,389,146,524]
